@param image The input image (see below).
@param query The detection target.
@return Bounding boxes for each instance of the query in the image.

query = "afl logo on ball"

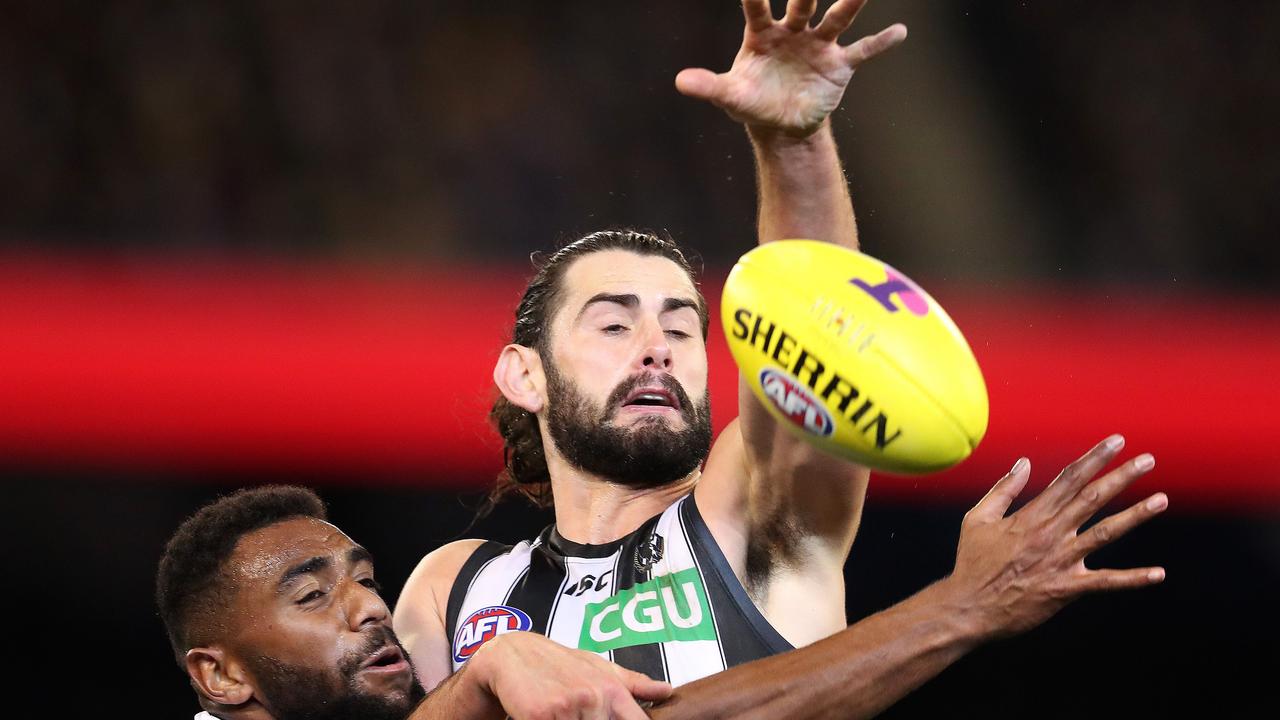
[453,605,532,664]
[759,368,835,437]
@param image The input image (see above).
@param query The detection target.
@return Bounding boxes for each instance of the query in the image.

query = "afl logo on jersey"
[453,605,532,664]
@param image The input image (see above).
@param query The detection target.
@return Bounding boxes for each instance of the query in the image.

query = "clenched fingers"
[608,692,655,720]
[612,664,673,702]
[1070,492,1168,561]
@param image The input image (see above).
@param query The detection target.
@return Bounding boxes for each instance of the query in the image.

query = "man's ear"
[494,344,546,413]
[186,646,255,708]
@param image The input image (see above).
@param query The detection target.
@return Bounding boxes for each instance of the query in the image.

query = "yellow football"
[722,240,988,474]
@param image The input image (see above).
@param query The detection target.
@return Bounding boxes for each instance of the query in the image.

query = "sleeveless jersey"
[446,494,793,686]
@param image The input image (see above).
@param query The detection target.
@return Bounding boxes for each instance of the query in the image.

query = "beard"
[247,627,426,720]
[544,359,712,489]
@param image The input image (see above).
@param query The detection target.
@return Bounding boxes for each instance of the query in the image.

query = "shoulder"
[394,539,488,628]
[393,539,494,690]
[399,539,489,600]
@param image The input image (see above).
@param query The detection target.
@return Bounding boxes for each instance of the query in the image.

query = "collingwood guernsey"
[446,494,793,685]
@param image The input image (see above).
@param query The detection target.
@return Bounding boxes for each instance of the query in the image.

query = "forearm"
[749,121,858,249]
[648,578,985,720]
[407,660,504,720]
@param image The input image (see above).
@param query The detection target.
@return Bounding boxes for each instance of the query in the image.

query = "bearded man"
[394,2,1168,716]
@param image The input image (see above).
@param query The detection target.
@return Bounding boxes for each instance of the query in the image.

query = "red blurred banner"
[3,253,1278,511]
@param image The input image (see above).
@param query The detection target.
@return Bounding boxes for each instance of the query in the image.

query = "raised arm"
[684,0,907,637]
[677,0,905,249]
[654,437,1168,719]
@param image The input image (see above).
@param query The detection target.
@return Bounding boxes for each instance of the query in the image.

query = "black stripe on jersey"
[515,528,571,634]
[682,495,794,665]
[502,566,530,605]
[605,550,622,666]
[608,513,669,682]
[445,541,513,641]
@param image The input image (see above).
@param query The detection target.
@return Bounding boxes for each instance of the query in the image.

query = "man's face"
[542,250,713,486]
[220,517,424,720]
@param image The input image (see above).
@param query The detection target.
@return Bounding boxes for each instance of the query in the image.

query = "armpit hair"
[744,507,806,597]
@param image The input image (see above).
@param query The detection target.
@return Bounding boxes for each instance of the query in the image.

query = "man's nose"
[638,320,672,370]
[344,581,390,630]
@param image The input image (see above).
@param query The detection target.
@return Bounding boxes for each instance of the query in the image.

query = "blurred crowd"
[2,1,1275,287]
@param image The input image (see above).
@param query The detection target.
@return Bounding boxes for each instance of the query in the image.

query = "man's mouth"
[621,386,680,411]
[360,645,409,674]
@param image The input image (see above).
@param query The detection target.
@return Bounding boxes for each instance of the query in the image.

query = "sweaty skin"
[184,515,672,720]
[185,518,419,718]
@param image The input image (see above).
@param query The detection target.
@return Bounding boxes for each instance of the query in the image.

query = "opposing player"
[157,485,676,720]
[395,0,1168,713]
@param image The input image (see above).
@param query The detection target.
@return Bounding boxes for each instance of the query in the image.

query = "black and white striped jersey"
[445,493,794,685]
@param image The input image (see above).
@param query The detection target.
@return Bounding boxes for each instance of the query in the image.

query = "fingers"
[550,685,605,720]
[814,0,869,41]
[615,666,673,702]
[674,68,723,103]
[598,667,668,720]
[1029,434,1125,514]
[741,0,774,33]
[609,702,650,717]
[782,0,819,32]
[1070,565,1166,594]
[611,697,656,720]
[967,457,1031,524]
[1058,452,1156,530]
[1070,492,1168,561]
[842,22,908,67]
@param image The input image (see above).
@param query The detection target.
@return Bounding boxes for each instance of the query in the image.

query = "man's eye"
[603,324,628,334]
[359,578,383,593]
[665,329,691,339]
[297,590,325,604]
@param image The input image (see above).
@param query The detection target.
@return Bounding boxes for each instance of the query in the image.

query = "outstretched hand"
[948,435,1168,639]
[676,0,906,136]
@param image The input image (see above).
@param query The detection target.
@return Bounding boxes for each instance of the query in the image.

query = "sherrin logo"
[453,605,532,664]
[731,308,903,451]
[759,367,835,437]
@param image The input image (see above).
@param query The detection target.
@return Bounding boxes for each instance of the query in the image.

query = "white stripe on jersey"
[654,498,727,684]
[544,554,620,656]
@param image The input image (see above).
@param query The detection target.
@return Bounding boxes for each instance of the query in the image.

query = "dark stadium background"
[3,2,1276,716]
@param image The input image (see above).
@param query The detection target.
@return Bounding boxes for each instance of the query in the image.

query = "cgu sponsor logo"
[578,568,716,652]
[453,605,532,664]
[759,367,835,437]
